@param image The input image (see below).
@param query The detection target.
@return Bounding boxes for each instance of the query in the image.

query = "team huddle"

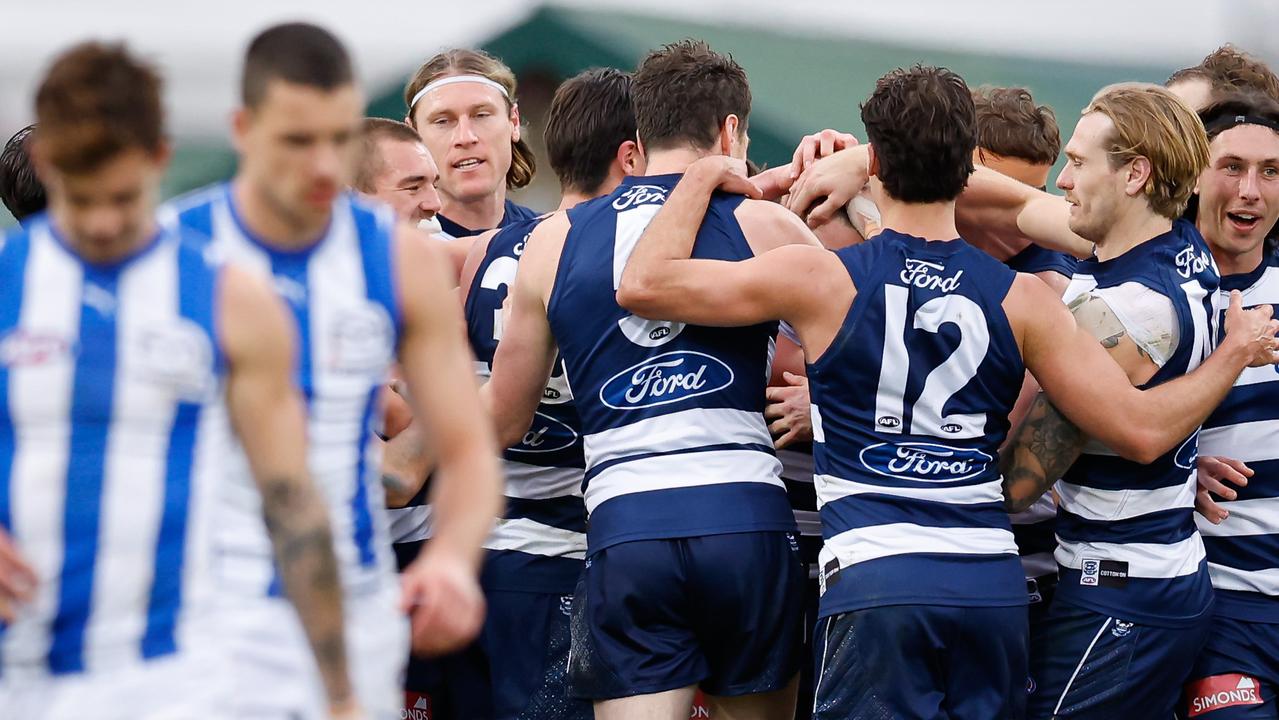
[1,18,1278,720]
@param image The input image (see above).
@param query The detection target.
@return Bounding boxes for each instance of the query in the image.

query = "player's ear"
[867,143,881,179]
[616,140,642,175]
[231,107,251,155]
[718,114,740,157]
[1127,156,1154,199]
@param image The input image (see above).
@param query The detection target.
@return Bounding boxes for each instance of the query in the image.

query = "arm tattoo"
[260,476,352,706]
[1000,395,1087,512]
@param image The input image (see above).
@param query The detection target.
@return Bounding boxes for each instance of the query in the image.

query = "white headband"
[408,74,511,111]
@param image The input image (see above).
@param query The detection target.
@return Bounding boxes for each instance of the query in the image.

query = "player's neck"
[556,191,591,212]
[1094,210,1172,262]
[1210,241,1265,277]
[230,177,329,250]
[54,211,158,266]
[877,197,960,242]
[644,148,715,177]
[440,188,506,231]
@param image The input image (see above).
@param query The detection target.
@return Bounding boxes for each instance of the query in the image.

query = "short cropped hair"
[972,86,1061,165]
[1,125,47,220]
[354,118,423,193]
[632,39,751,152]
[862,65,977,203]
[544,68,636,195]
[35,42,164,174]
[404,48,535,190]
[241,23,353,108]
[1167,44,1279,102]
[1084,83,1210,220]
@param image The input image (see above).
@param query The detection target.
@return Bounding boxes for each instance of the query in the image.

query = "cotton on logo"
[1185,674,1263,717]
[402,692,432,720]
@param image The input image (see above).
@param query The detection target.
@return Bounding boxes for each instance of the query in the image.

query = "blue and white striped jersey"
[1197,248,1279,623]
[465,215,586,593]
[0,216,228,677]
[1055,219,1219,627]
[164,185,400,599]
[808,230,1027,619]
[547,174,795,552]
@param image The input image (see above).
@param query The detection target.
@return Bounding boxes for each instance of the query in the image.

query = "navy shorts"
[1027,602,1210,719]
[812,604,1028,720]
[1180,615,1279,719]
[568,531,806,700]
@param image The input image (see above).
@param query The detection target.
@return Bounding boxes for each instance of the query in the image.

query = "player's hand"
[787,145,871,228]
[1222,290,1279,367]
[0,527,36,623]
[1194,455,1252,524]
[790,129,860,180]
[765,371,812,449]
[750,164,797,202]
[328,699,367,720]
[685,156,762,199]
[400,545,486,656]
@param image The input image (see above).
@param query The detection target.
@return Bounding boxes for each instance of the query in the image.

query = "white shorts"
[220,585,409,720]
[0,643,233,720]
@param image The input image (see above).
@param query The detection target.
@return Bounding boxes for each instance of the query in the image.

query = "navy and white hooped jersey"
[437,199,538,241]
[465,215,587,593]
[0,216,228,677]
[547,173,794,552]
[808,230,1027,619]
[1055,219,1219,627]
[163,184,400,599]
[1196,247,1279,623]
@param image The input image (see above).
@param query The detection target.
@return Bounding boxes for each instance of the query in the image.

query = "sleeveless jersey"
[437,199,537,241]
[547,174,795,552]
[1055,219,1219,627]
[0,216,227,677]
[465,215,586,593]
[809,229,1027,619]
[1196,248,1279,623]
[164,185,400,599]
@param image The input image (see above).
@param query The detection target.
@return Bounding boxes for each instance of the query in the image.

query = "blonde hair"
[1084,83,1210,219]
[403,49,535,189]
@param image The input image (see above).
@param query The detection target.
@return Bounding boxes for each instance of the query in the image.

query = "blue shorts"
[568,531,806,700]
[812,604,1028,720]
[1028,601,1210,719]
[1180,615,1279,719]
[400,590,590,720]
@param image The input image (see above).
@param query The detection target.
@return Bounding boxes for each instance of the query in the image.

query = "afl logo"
[510,411,580,455]
[941,423,963,434]
[600,350,734,410]
[876,416,901,429]
[543,387,562,400]
[859,441,992,482]
[649,326,670,341]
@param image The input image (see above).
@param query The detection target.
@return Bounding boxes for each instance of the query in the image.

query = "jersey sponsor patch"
[1185,674,1264,716]
[403,691,433,720]
[599,350,734,410]
[858,441,992,482]
[0,328,74,367]
[1080,558,1129,588]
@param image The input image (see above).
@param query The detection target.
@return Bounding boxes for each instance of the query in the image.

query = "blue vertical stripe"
[141,243,216,659]
[352,203,401,336]
[0,228,33,673]
[350,388,378,568]
[49,268,119,675]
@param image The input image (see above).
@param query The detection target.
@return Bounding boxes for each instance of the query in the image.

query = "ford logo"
[858,441,992,482]
[599,350,734,410]
[1174,431,1199,470]
[510,411,580,455]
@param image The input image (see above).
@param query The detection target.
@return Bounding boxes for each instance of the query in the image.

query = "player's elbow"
[1110,427,1164,465]
[615,280,662,318]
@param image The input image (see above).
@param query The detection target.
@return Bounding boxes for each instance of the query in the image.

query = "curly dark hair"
[545,68,636,195]
[1,125,46,221]
[35,42,164,174]
[632,39,751,152]
[862,65,977,203]
[972,86,1060,165]
[1168,44,1279,103]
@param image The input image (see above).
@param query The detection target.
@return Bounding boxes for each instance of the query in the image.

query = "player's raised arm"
[391,225,502,655]
[1004,279,1279,510]
[616,155,834,328]
[483,213,565,449]
[957,166,1093,259]
[218,264,357,717]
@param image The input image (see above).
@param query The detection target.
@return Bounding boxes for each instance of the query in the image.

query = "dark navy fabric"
[567,531,806,699]
[1006,242,1079,279]
[812,604,1029,720]
[438,199,538,239]
[1181,615,1279,719]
